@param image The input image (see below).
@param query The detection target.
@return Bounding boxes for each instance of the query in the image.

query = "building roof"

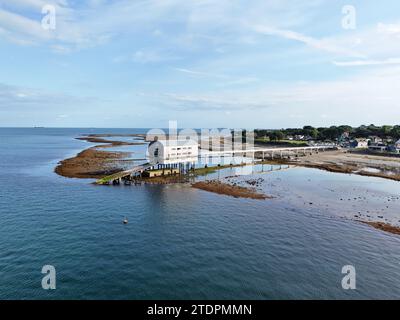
[149,139,198,147]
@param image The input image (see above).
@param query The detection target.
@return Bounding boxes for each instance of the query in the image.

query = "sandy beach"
[277,149,400,181]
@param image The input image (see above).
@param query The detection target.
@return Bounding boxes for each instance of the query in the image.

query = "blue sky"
[1,0,400,128]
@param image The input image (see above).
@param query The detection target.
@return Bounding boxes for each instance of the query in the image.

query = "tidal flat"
[54,133,400,236]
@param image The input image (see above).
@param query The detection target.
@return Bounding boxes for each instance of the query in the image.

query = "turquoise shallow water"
[1,128,400,300]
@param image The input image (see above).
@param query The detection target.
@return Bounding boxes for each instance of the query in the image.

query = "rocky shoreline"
[55,134,145,179]
[192,180,271,200]
[359,221,400,236]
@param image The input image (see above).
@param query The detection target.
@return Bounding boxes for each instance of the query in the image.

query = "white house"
[350,138,369,149]
[395,139,400,150]
[294,134,305,140]
[369,136,383,144]
[147,139,199,164]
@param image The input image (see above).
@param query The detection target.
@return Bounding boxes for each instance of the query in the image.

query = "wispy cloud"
[0,8,51,45]
[159,65,400,124]
[174,68,258,87]
[252,24,365,58]
[0,0,329,52]
[326,21,400,65]
[114,49,181,64]
[174,68,228,79]
[163,92,272,111]
[333,58,400,67]
[0,0,114,50]
[377,22,400,36]
[0,82,98,108]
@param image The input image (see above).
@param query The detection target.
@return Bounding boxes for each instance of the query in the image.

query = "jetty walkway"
[96,144,337,185]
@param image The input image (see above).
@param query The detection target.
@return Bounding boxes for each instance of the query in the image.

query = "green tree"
[381,125,393,137]
[270,130,285,141]
[302,126,318,139]
[390,126,400,139]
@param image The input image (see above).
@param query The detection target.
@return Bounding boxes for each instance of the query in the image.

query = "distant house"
[294,135,305,140]
[368,144,387,152]
[350,138,369,149]
[338,132,350,146]
[369,136,383,144]
[388,139,400,153]
[395,139,400,150]
[340,132,350,140]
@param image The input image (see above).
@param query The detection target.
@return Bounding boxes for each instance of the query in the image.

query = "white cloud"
[174,68,258,87]
[252,24,365,58]
[160,65,400,125]
[1,0,395,63]
[0,0,328,52]
[0,0,110,49]
[0,82,99,107]
[250,19,400,66]
[132,49,178,64]
[113,49,181,64]
[0,8,51,44]
[325,22,400,64]
[174,68,229,79]
[377,22,400,37]
[163,92,271,110]
[1,0,67,11]
[333,58,400,67]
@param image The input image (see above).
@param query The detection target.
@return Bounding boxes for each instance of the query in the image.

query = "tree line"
[255,125,400,141]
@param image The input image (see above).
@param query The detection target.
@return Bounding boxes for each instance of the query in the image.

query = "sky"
[1,0,400,128]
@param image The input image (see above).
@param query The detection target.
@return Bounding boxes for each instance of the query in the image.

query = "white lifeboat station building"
[146,138,199,176]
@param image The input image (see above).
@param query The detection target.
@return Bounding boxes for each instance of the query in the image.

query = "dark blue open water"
[1,128,400,299]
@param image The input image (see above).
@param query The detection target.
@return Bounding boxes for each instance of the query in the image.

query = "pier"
[95,163,152,185]
[95,144,337,185]
[200,144,337,160]
[95,162,195,185]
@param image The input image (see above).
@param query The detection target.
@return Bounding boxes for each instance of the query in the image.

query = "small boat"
[123,218,128,224]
